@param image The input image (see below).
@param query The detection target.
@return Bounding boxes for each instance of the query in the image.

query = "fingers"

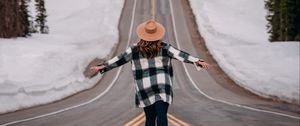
[203,64,209,69]
[89,66,100,73]
[198,62,210,70]
[89,67,96,71]
[204,63,210,69]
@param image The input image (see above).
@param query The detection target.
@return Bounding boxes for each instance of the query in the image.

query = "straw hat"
[136,20,165,41]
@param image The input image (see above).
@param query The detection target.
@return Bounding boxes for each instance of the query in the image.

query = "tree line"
[1,0,299,41]
[0,0,48,38]
[265,0,300,41]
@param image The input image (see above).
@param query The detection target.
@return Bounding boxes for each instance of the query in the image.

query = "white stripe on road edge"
[0,0,138,126]
[168,0,300,120]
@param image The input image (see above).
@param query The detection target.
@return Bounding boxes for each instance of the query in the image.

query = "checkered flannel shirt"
[99,42,203,108]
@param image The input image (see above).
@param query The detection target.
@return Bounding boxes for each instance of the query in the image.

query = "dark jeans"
[143,101,169,126]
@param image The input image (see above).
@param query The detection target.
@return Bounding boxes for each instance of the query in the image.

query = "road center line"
[123,113,190,126]
[167,114,191,126]
[0,0,138,126]
[168,0,300,120]
[123,113,145,126]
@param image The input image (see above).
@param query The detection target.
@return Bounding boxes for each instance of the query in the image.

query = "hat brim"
[136,21,165,41]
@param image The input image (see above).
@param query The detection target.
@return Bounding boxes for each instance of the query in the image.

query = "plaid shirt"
[100,42,203,108]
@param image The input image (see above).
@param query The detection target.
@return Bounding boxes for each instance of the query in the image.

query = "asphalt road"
[0,0,299,126]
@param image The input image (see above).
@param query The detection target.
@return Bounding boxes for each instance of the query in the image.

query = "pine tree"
[265,0,273,41]
[265,0,280,41]
[35,0,49,34]
[286,0,300,41]
[265,0,300,41]
[296,0,300,41]
[19,0,33,36]
[279,0,288,41]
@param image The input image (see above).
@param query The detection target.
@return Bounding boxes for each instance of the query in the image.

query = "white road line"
[168,0,300,120]
[0,0,138,126]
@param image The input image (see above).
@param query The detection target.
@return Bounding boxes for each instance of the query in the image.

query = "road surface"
[0,0,299,126]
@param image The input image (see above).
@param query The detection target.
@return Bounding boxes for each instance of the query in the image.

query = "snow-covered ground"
[189,0,299,104]
[0,0,298,115]
[0,0,124,113]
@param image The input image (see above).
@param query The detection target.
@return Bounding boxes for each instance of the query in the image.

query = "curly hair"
[137,39,162,59]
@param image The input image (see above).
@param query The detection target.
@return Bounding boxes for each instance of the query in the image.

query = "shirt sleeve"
[167,44,203,64]
[98,46,133,73]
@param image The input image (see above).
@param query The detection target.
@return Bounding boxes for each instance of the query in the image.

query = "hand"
[89,65,105,75]
[196,60,210,70]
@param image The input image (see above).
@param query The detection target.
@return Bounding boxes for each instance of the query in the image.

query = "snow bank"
[0,0,124,113]
[189,0,299,104]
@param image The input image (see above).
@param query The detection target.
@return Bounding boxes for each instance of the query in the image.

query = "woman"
[90,20,209,126]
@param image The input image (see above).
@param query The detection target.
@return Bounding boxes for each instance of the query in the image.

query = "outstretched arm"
[90,47,133,74]
[167,44,202,63]
[167,44,209,69]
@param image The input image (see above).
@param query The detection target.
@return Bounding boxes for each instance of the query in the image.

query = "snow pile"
[0,0,124,113]
[189,0,299,103]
